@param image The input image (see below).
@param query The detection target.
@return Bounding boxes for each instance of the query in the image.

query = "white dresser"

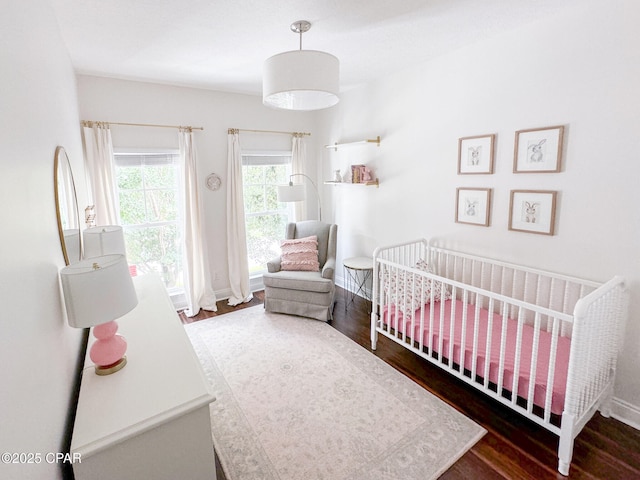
[71,274,216,480]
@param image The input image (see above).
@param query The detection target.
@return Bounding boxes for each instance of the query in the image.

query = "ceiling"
[49,0,581,97]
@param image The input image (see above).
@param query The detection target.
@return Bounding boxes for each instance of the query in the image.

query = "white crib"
[370,239,628,476]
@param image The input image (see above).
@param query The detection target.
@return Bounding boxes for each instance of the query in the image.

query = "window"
[114,152,183,292]
[242,152,292,275]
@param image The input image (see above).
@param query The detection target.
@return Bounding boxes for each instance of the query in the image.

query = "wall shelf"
[325,179,379,188]
[325,136,381,151]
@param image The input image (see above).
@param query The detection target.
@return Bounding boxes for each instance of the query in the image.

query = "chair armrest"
[322,257,336,280]
[267,257,282,273]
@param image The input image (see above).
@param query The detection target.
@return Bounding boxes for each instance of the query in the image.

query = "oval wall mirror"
[54,146,81,265]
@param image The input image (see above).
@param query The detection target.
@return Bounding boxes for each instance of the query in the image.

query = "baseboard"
[214,287,233,301]
[212,285,262,304]
[611,397,640,430]
[172,282,261,312]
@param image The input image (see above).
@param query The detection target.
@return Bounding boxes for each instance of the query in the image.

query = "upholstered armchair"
[263,221,338,321]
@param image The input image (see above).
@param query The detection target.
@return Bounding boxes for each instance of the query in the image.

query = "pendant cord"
[298,23,303,50]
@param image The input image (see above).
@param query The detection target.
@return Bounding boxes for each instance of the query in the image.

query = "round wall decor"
[206,173,222,191]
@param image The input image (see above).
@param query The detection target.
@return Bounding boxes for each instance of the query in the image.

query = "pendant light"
[263,20,339,111]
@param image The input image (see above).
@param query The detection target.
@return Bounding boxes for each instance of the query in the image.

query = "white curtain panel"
[179,129,218,317]
[226,130,253,306]
[82,123,119,225]
[291,134,307,221]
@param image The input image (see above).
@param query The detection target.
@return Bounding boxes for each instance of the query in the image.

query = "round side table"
[343,256,374,312]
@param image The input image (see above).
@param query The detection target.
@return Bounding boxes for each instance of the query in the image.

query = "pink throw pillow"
[281,235,320,271]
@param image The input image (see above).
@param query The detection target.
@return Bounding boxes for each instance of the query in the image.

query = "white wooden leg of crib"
[558,412,576,476]
[370,312,378,350]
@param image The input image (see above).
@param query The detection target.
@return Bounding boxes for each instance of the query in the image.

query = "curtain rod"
[228,128,311,137]
[82,120,204,131]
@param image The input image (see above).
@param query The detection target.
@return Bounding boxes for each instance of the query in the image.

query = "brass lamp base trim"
[95,356,127,376]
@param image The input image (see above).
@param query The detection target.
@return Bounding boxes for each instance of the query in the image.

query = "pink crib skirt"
[383,299,570,415]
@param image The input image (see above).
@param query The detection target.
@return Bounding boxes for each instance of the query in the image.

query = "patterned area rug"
[185,306,485,480]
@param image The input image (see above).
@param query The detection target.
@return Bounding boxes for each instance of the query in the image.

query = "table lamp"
[83,225,127,258]
[60,254,138,375]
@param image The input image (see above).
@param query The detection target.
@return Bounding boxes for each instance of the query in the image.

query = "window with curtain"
[114,151,183,292]
[242,151,292,275]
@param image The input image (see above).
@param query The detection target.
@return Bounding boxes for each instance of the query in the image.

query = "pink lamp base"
[90,320,128,376]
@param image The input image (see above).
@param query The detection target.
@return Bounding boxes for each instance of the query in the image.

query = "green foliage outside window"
[115,160,183,289]
[243,163,290,274]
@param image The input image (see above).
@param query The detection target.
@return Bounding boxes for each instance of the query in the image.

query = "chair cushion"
[280,235,319,271]
[263,270,333,293]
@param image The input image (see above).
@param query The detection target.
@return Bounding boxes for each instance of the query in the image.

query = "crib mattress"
[382,299,570,415]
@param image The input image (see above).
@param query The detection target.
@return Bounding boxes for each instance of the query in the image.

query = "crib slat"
[471,298,481,381]
[527,313,542,414]
[418,278,425,353]
[497,302,509,396]
[483,298,495,388]
[448,286,457,370]
[437,279,445,362]
[394,263,401,342]
[543,316,561,423]
[407,269,415,345]
[511,309,525,407]
[428,281,435,358]
[460,290,469,377]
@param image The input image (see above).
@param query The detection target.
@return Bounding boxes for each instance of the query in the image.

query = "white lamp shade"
[277,184,306,203]
[63,229,81,264]
[263,50,339,111]
[83,225,127,258]
[60,254,138,328]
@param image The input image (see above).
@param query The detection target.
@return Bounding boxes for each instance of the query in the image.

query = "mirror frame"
[54,146,81,265]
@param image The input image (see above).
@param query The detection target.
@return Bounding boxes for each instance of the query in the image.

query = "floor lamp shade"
[263,50,339,111]
[84,225,127,258]
[60,254,138,329]
[277,184,306,203]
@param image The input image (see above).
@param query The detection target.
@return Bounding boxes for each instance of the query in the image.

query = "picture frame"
[513,125,564,173]
[458,134,495,174]
[508,190,557,235]
[455,188,492,226]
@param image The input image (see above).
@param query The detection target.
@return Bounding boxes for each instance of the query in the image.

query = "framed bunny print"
[513,125,564,173]
[458,134,495,174]
[509,190,557,235]
[456,188,492,226]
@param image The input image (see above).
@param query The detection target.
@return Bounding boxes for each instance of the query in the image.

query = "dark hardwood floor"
[180,287,640,479]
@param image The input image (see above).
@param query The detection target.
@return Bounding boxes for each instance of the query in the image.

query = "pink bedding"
[383,299,570,415]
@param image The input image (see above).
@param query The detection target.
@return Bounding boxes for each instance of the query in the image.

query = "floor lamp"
[277,173,322,221]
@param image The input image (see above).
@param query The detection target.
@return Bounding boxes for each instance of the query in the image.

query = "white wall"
[0,1,86,479]
[77,76,318,297]
[320,0,640,424]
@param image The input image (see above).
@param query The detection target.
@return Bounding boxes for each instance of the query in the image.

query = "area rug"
[185,306,485,480]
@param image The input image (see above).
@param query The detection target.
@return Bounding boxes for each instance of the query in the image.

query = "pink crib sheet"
[383,299,570,415]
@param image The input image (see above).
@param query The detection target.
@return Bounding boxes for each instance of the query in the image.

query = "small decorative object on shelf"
[349,164,375,184]
[334,170,342,182]
[351,164,363,183]
[85,205,96,228]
